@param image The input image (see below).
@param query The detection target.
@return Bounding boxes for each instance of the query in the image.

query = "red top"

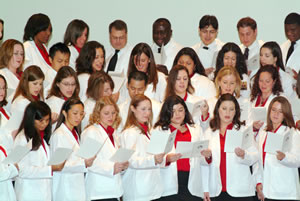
[100,123,115,147]
[16,71,23,80]
[139,122,150,139]
[170,124,191,172]
[0,145,7,157]
[74,45,81,53]
[255,95,269,107]
[0,107,9,120]
[61,93,68,101]
[190,72,195,78]
[40,131,47,156]
[35,42,51,66]
[183,92,188,101]
[32,95,39,101]
[219,123,233,192]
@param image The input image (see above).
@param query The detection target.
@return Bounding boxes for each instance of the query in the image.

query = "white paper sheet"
[246,54,260,71]
[147,129,176,154]
[252,107,267,122]
[2,139,32,164]
[176,140,209,159]
[108,71,126,93]
[265,134,284,154]
[186,100,205,117]
[225,128,254,153]
[110,148,135,162]
[47,147,73,165]
[77,137,105,159]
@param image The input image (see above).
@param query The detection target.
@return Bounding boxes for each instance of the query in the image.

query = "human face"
[127,79,146,99]
[259,72,275,95]
[131,100,152,124]
[134,53,150,73]
[171,103,185,126]
[92,48,104,72]
[260,47,277,67]
[0,22,3,40]
[219,74,237,95]
[64,104,84,130]
[238,26,257,47]
[0,78,6,102]
[102,82,112,97]
[34,24,52,44]
[34,115,50,132]
[50,51,70,72]
[218,100,236,125]
[75,28,88,48]
[199,25,218,46]
[153,22,172,47]
[109,27,127,50]
[285,23,300,42]
[270,101,284,129]
[177,55,195,76]
[57,76,76,98]
[8,44,24,71]
[28,78,43,97]
[223,51,237,67]
[99,105,116,129]
[175,70,189,95]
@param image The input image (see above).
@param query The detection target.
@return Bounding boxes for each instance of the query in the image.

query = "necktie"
[286,41,296,64]
[107,49,120,72]
[203,46,209,50]
[158,47,161,53]
[244,47,249,60]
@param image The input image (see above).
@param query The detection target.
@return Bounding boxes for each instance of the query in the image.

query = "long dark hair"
[260,41,285,71]
[16,101,52,150]
[154,95,194,130]
[210,94,245,131]
[0,74,8,107]
[63,19,89,46]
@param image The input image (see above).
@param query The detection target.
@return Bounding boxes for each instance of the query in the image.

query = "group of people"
[0,11,299,201]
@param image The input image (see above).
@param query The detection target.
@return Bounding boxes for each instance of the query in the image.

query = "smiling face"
[175,70,189,95]
[285,23,300,42]
[218,100,236,126]
[75,27,88,48]
[63,103,85,130]
[131,99,152,124]
[134,53,150,73]
[28,78,43,97]
[92,48,105,72]
[57,76,76,98]
[8,44,24,71]
[99,105,116,129]
[153,21,172,47]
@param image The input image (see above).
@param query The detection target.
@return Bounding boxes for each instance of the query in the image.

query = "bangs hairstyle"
[250,65,283,102]
[172,47,206,76]
[0,74,8,107]
[13,65,45,102]
[215,42,247,80]
[237,17,257,30]
[123,94,153,135]
[23,13,52,41]
[0,39,24,72]
[165,65,194,101]
[199,15,219,30]
[210,93,245,131]
[128,42,158,92]
[88,96,121,129]
[64,19,89,46]
[76,41,105,75]
[47,66,79,99]
[266,96,295,131]
[55,98,84,134]
[154,95,194,130]
[86,71,114,100]
[215,66,242,98]
[260,41,285,71]
[17,101,52,150]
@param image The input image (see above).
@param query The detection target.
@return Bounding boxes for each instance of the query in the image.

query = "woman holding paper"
[81,96,129,201]
[250,65,283,132]
[153,95,211,201]
[255,96,300,201]
[82,71,116,129]
[204,94,258,201]
[50,98,96,201]
[127,42,167,102]
[120,94,165,201]
[14,101,64,201]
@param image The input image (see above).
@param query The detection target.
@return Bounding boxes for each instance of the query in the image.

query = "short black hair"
[199,15,218,30]
[153,18,172,29]
[284,12,300,25]
[49,42,70,59]
[128,71,148,85]
[109,20,127,33]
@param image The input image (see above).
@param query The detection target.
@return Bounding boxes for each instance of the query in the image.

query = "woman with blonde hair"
[81,96,128,201]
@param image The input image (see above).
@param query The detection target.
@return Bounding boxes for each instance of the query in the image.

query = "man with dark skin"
[151,18,182,73]
[281,12,300,78]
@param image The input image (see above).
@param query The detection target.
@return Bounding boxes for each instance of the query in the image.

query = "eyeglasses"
[61,82,76,87]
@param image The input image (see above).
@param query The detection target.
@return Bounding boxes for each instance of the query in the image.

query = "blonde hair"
[88,96,121,129]
[215,66,241,98]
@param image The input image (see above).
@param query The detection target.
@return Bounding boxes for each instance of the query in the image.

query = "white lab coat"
[43,66,57,97]
[153,124,209,198]
[82,98,95,130]
[68,45,79,70]
[78,73,89,102]
[104,44,133,74]
[50,123,87,201]
[45,96,65,131]
[254,125,300,200]
[120,126,163,201]
[23,40,51,75]
[0,67,20,91]
[14,130,52,201]
[81,124,123,200]
[203,125,258,197]
[191,73,216,100]
[281,39,300,73]
[0,145,18,201]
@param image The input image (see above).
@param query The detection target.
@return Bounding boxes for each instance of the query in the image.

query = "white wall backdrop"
[1,0,299,49]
